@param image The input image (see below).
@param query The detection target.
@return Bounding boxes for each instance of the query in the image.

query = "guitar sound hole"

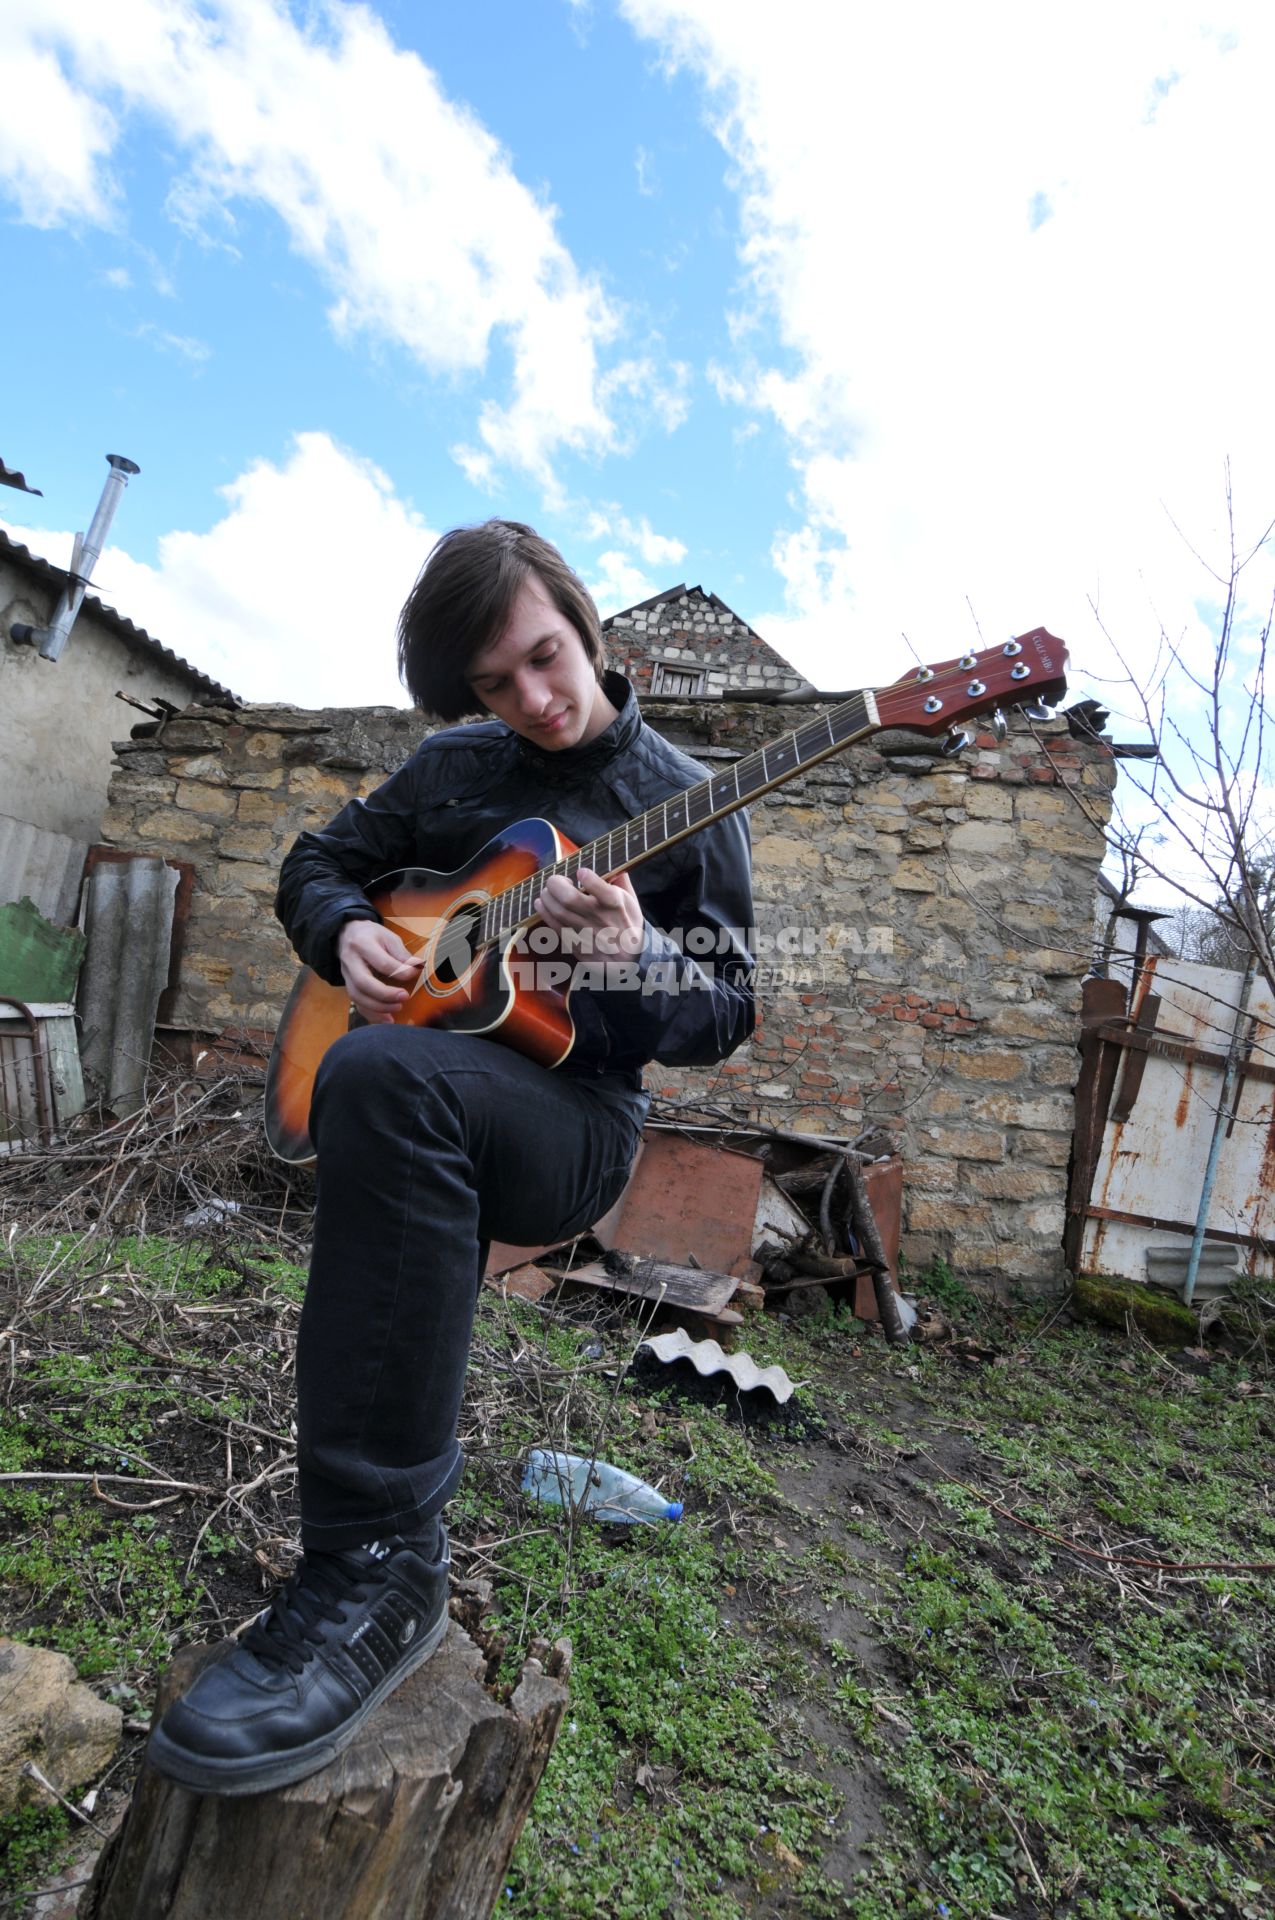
[432,904,483,986]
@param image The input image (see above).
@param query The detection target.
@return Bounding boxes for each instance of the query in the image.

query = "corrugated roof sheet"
[0,815,88,926]
[0,526,240,705]
[0,459,41,496]
[77,854,180,1115]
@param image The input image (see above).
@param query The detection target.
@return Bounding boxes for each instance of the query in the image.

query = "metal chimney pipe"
[9,454,141,663]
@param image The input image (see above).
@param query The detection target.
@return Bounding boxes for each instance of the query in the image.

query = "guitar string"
[420,644,1062,977]
[424,648,1061,975]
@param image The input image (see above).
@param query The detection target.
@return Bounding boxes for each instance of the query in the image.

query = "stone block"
[948,819,1015,855]
[1015,1128,1074,1166]
[171,754,229,782]
[98,805,140,843]
[237,789,287,822]
[947,1048,1030,1082]
[906,1156,959,1192]
[967,1163,1059,1200]
[286,764,365,801]
[214,860,279,897]
[893,859,940,893]
[926,1125,1006,1161]
[0,1639,122,1816]
[773,804,824,832]
[1012,787,1073,820]
[182,955,235,987]
[963,783,1013,821]
[977,1092,1072,1131]
[1015,818,1107,857]
[983,1002,1076,1043]
[907,1194,992,1232]
[175,780,237,818]
[136,807,216,844]
[753,833,822,871]
[1033,1052,1080,1088]
[158,718,231,752]
[115,775,176,804]
[1023,1200,1066,1236]
[217,826,278,860]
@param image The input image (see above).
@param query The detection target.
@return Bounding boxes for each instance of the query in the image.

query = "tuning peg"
[941,727,973,757]
[1018,700,1054,722]
[989,708,1007,743]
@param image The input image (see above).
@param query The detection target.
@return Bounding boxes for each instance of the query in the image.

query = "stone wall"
[102,697,1115,1290]
[603,586,810,697]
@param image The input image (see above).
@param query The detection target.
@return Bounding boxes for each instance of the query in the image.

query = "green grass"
[1,1236,1271,1917]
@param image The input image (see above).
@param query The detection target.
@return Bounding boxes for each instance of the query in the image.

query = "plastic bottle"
[521,1449,683,1524]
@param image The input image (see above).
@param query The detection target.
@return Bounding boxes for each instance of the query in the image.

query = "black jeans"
[295,1023,645,1550]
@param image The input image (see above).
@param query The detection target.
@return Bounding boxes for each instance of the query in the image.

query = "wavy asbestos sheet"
[638,1328,795,1405]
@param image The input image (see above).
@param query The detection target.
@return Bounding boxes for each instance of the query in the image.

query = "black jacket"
[275,675,756,1088]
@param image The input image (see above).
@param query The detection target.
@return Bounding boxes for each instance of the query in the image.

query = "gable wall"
[1,551,207,846]
[604,587,809,696]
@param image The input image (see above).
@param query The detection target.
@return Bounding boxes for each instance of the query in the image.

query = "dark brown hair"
[397,520,604,720]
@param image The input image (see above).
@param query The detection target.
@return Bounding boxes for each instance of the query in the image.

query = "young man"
[147,520,755,1795]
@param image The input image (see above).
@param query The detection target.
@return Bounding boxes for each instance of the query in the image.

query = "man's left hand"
[535,867,645,957]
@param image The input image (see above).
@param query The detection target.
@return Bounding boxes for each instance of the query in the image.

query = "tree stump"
[83,1582,570,1920]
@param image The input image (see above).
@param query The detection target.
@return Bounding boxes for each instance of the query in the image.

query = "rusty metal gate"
[1067,956,1275,1283]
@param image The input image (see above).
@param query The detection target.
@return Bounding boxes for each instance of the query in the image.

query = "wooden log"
[83,1584,570,1920]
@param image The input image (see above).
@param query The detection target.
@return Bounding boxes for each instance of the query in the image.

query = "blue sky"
[2,0,1273,792]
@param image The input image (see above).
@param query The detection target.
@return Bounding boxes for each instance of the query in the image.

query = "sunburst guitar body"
[265,818,579,1165]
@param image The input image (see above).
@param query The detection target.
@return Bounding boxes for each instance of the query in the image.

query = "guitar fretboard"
[476,688,876,948]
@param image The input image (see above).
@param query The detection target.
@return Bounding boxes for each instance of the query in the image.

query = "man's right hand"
[337,920,424,1024]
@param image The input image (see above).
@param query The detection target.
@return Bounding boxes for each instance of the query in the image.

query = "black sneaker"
[146,1528,451,1796]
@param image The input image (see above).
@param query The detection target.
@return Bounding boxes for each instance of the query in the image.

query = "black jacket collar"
[513,672,640,781]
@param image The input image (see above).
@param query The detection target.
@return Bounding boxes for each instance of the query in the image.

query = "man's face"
[467,573,617,751]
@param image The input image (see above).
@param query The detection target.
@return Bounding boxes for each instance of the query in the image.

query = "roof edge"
[0,526,241,706]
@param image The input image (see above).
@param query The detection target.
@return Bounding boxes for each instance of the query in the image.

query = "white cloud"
[621,0,1275,708]
[4,433,434,706]
[0,13,118,228]
[0,0,666,494]
[132,322,211,367]
[588,550,662,616]
[583,507,687,570]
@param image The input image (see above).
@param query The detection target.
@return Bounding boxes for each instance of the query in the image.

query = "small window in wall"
[651,663,708,696]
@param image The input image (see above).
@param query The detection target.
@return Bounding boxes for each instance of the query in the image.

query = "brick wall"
[103,696,1115,1290]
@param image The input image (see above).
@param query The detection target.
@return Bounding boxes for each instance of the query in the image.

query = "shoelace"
[242,1550,390,1675]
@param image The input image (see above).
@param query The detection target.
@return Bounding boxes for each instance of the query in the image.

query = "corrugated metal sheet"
[638,1328,795,1404]
[0,813,88,925]
[0,459,41,495]
[0,527,239,705]
[77,855,180,1114]
[1078,955,1275,1282]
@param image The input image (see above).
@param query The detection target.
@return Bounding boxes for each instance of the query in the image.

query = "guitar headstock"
[873,629,1069,739]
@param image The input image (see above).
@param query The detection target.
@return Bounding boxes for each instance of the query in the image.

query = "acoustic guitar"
[265,631,1068,1163]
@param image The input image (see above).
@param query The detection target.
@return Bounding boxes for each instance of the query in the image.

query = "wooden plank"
[1110,992,1161,1122]
[561,1258,738,1312]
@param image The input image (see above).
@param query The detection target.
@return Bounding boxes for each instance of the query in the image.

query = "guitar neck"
[478,687,880,946]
